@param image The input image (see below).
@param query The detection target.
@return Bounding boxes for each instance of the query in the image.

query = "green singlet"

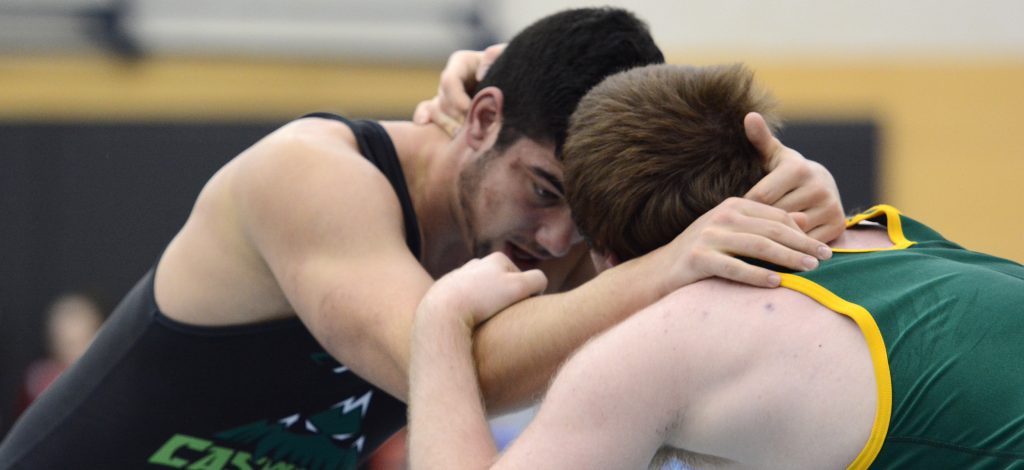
[779,205,1024,469]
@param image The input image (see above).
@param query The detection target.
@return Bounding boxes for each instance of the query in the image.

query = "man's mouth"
[504,242,540,270]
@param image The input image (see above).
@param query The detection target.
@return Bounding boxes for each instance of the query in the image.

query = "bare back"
[495,226,895,469]
[659,280,876,468]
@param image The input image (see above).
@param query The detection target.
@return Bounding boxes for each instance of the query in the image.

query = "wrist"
[597,245,676,304]
[632,241,698,299]
[416,292,477,330]
[414,304,474,350]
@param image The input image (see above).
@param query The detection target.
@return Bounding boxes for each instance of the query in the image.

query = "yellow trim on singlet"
[778,274,893,470]
[775,205,918,469]
[832,204,916,253]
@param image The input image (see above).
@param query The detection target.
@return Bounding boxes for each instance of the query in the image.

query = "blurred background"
[1,0,1022,465]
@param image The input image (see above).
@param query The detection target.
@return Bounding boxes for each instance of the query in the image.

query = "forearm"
[473,253,672,412]
[409,314,497,470]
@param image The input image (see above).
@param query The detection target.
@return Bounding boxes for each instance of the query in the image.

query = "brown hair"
[564,63,779,261]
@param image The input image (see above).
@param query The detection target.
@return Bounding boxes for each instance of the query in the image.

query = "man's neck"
[379,121,474,275]
[828,222,894,251]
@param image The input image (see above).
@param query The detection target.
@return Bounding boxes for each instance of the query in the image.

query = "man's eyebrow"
[530,167,565,196]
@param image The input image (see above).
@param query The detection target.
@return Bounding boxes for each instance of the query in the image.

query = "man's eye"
[533,182,559,201]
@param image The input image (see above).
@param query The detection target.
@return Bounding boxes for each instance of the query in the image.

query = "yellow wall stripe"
[1,54,1021,262]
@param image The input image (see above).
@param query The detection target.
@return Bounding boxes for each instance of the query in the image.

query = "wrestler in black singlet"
[0,114,416,470]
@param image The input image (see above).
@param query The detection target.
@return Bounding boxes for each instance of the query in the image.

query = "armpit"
[650,445,734,470]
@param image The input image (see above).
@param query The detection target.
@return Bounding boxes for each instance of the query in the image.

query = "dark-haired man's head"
[477,7,665,155]
[564,63,780,265]
[454,7,664,269]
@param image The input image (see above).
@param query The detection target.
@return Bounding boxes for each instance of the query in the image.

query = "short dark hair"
[476,7,664,155]
[564,63,780,261]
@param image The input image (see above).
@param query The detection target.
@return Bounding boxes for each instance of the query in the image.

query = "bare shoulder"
[222,115,417,306]
[233,116,363,188]
[229,116,407,246]
[637,279,876,469]
[502,278,873,469]
[155,116,409,324]
[271,115,359,150]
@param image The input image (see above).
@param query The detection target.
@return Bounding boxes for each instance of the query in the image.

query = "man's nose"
[535,211,583,259]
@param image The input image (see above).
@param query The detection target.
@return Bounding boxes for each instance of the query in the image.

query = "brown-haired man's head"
[563,63,780,265]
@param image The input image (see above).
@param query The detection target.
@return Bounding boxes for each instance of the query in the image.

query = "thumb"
[476,43,507,81]
[412,100,430,124]
[518,269,549,297]
[744,112,780,164]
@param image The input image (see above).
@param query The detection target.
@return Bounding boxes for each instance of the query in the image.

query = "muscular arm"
[233,118,434,400]
[410,271,697,470]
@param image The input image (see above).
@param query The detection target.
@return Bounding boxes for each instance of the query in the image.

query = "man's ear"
[463,86,504,152]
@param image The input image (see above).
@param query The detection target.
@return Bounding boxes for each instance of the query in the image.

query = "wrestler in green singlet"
[782,205,1024,468]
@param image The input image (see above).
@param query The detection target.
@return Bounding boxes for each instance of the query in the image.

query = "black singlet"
[0,114,417,470]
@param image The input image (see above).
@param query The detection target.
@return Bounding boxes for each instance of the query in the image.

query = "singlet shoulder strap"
[301,112,422,257]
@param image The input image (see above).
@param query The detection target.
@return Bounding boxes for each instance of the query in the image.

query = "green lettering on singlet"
[148,434,213,468]
[186,445,233,470]
[229,451,255,470]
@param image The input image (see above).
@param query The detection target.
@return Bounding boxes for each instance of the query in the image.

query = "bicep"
[493,305,683,469]
[233,123,433,399]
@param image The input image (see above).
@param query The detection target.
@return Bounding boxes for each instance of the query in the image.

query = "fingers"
[480,253,548,294]
[744,111,813,207]
[709,229,827,272]
[432,109,462,138]
[516,269,549,297]
[414,48,484,136]
[412,99,432,125]
[713,197,804,233]
[744,149,809,206]
[788,212,811,232]
[437,79,471,127]
[417,45,507,138]
[801,200,847,243]
[412,96,461,137]
[482,251,519,272]
[743,118,848,245]
[687,198,832,284]
[476,43,507,81]
[693,252,782,288]
[749,156,846,244]
[439,50,477,111]
[462,253,547,324]
[770,185,820,213]
[807,223,846,245]
[664,198,835,293]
